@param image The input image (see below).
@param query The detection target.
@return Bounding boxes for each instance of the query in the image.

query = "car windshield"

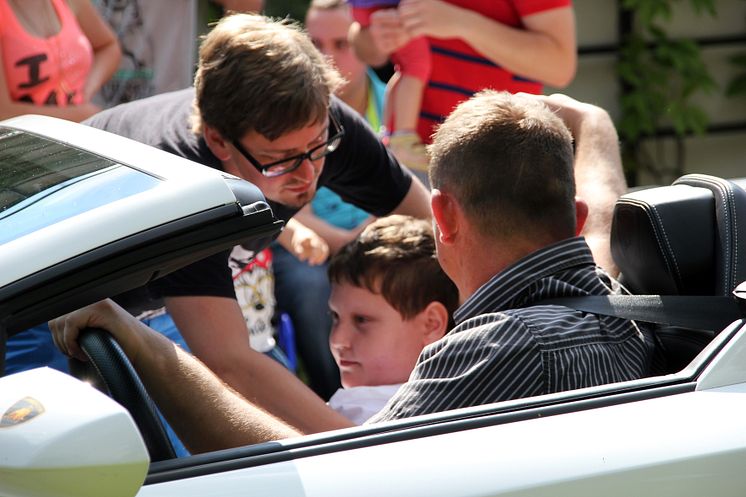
[0,128,161,245]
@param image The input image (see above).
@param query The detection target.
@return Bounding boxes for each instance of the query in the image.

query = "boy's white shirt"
[327,384,404,425]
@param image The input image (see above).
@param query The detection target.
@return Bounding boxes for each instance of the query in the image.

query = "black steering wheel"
[69,327,176,462]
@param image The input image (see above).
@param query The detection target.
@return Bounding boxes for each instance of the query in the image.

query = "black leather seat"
[610,174,746,372]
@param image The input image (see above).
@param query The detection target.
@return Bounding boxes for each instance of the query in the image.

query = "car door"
[135,319,746,497]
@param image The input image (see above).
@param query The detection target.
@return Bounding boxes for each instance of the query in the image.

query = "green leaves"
[622,0,672,25]
[689,0,718,17]
[727,53,746,98]
[617,0,719,180]
[622,0,717,23]
[619,0,717,136]
[617,32,715,141]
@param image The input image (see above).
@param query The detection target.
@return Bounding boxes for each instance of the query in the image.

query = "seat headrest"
[611,174,746,296]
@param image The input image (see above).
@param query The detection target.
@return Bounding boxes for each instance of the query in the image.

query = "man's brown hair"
[192,14,344,141]
[428,90,576,243]
[328,216,459,324]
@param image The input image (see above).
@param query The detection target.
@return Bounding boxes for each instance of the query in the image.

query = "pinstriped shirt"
[369,237,655,423]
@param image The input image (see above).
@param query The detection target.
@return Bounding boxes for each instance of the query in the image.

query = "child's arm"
[295,205,373,255]
[349,8,410,68]
[531,93,626,276]
[277,218,330,265]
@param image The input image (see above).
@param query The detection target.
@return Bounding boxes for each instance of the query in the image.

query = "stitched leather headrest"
[611,174,746,296]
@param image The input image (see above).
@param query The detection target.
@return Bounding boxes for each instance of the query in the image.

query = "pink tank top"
[0,0,93,106]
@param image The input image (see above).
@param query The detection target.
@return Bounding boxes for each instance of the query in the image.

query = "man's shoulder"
[318,96,411,218]
[83,88,216,167]
[499,300,647,353]
[442,310,538,350]
[85,88,194,128]
[329,94,370,132]
[83,89,196,150]
[449,300,617,351]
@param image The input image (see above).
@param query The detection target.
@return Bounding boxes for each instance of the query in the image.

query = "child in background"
[348,0,431,171]
[306,0,386,133]
[325,215,459,423]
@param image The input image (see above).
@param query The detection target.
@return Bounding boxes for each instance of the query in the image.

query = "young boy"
[324,215,459,423]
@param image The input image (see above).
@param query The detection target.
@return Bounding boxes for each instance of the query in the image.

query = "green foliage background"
[617,0,722,183]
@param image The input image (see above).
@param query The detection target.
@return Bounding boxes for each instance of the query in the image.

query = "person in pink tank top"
[0,0,120,122]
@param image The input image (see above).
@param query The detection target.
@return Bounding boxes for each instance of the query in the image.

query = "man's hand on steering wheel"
[50,299,148,365]
[50,299,178,461]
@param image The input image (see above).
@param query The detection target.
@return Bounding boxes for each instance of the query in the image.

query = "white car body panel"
[0,368,148,497]
[137,460,307,497]
[131,325,746,497]
[0,115,239,288]
[697,324,746,390]
[298,387,746,497]
[136,385,745,497]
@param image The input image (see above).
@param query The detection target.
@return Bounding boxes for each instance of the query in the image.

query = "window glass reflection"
[0,128,160,245]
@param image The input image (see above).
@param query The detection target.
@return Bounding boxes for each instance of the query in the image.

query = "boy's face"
[329,282,428,388]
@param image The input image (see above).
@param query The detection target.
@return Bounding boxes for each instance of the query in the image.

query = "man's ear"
[431,189,459,245]
[419,301,450,346]
[202,124,232,161]
[575,197,589,236]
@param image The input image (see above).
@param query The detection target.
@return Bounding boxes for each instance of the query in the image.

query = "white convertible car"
[1,116,745,497]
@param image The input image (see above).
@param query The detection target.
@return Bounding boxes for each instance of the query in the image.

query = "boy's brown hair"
[328,215,459,325]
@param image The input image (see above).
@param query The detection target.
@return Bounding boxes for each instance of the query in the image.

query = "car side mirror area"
[0,368,148,497]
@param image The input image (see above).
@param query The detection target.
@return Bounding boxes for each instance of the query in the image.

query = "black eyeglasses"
[232,113,345,178]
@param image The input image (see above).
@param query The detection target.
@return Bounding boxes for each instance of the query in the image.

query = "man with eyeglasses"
[81,13,431,434]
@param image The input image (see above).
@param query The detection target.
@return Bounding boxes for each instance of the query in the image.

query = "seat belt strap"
[538,295,744,331]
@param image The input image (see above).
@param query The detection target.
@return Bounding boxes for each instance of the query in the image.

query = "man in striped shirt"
[50,91,654,451]
[369,90,655,421]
